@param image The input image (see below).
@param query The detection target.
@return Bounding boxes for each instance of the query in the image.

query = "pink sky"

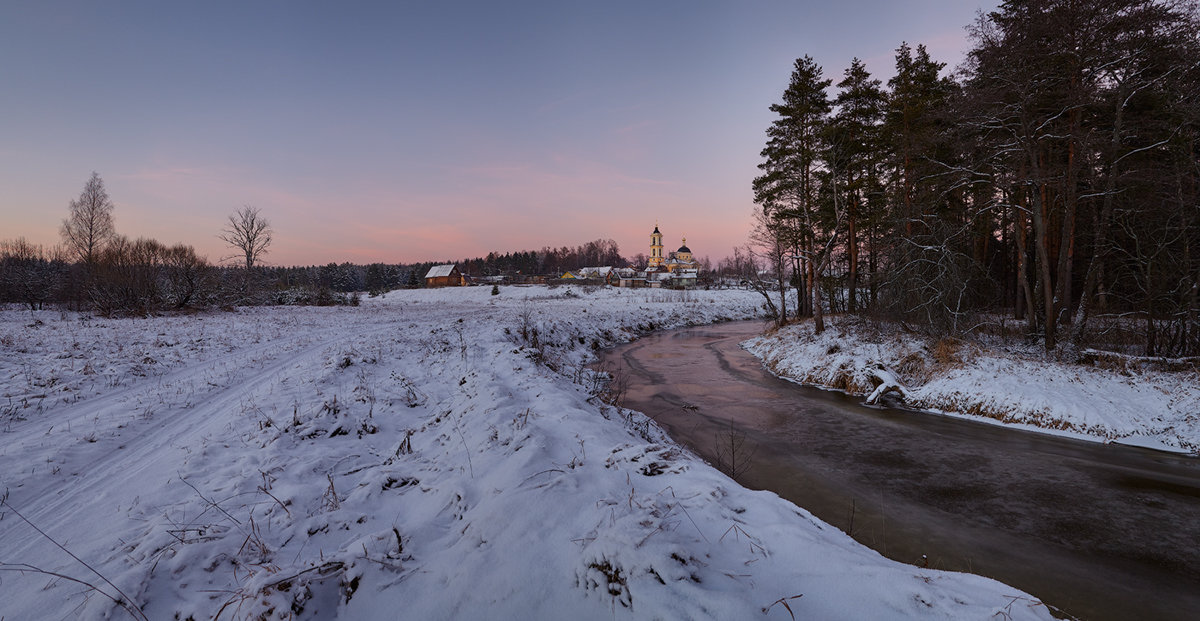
[1,2,996,267]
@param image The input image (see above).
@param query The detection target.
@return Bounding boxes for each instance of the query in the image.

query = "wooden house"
[576,266,616,284]
[424,264,465,288]
[614,267,647,288]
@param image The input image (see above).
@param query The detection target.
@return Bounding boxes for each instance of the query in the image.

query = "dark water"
[597,321,1200,621]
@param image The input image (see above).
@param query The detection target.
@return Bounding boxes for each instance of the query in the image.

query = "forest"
[753,0,1200,356]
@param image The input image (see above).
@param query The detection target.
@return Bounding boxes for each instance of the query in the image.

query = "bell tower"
[649,223,664,269]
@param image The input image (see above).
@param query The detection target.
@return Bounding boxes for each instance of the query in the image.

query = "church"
[607,224,702,288]
[647,224,699,273]
[619,223,698,288]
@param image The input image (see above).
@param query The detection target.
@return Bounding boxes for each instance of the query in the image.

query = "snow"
[576,266,614,278]
[864,365,908,405]
[1,288,1051,620]
[424,264,457,278]
[745,316,1200,454]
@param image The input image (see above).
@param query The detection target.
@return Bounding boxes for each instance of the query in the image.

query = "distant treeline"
[448,238,626,277]
[5,177,739,316]
[0,234,731,316]
[752,0,1200,357]
[448,238,726,277]
[0,237,437,314]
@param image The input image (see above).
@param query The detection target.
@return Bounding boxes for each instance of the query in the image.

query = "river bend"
[598,321,1200,621]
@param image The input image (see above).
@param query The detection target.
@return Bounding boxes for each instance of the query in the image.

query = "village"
[423,225,703,289]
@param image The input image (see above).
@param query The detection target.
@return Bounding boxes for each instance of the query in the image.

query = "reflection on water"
[599,321,1200,621]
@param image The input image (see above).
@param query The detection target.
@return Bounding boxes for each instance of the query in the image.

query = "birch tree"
[60,172,115,267]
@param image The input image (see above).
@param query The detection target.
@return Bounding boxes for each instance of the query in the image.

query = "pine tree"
[830,58,887,313]
[752,55,833,331]
[879,43,971,330]
[885,43,952,239]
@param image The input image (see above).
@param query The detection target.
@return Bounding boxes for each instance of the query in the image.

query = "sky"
[0,1,999,267]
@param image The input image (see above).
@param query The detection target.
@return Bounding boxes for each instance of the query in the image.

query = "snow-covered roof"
[577,266,614,278]
[425,264,457,279]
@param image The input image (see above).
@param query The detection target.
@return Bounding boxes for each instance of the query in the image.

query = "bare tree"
[60,172,115,267]
[219,205,272,272]
[748,213,787,326]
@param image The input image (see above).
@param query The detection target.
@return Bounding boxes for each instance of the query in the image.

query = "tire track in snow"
[0,316,408,563]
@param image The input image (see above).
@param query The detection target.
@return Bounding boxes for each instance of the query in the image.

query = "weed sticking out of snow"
[0,291,1051,620]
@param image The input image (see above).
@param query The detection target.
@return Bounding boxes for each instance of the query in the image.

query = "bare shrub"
[714,420,756,482]
[932,337,962,367]
[895,352,930,385]
[596,364,629,409]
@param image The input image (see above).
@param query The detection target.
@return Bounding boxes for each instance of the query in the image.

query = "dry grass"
[895,352,930,385]
[932,337,963,367]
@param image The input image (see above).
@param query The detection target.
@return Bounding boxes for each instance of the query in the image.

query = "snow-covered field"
[1,287,1051,620]
[746,316,1200,454]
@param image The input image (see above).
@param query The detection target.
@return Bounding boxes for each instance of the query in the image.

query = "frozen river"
[599,321,1200,621]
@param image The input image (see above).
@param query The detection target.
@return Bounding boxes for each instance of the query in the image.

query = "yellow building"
[646,224,698,273]
[667,238,695,273]
[643,224,698,288]
[649,225,665,269]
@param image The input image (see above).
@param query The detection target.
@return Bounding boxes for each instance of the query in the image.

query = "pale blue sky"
[1,1,998,265]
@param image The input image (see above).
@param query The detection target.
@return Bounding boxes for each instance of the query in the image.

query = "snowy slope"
[745,316,1200,454]
[1,288,1051,620]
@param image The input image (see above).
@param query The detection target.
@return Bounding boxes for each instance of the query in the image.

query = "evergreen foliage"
[752,0,1200,355]
[753,56,834,329]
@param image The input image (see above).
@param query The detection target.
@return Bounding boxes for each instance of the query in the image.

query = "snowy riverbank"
[745,316,1200,455]
[1,288,1051,620]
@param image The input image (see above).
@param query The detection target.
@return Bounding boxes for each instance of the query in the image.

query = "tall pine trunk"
[847,194,858,314]
[811,256,825,334]
[1030,164,1058,351]
[1054,107,1081,330]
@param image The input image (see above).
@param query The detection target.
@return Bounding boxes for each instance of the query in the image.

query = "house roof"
[425,264,458,279]
[577,266,614,278]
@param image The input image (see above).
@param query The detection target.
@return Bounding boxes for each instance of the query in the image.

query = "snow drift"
[745,316,1200,454]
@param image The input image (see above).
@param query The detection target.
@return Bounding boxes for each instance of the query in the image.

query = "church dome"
[653,225,661,235]
[678,244,691,253]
